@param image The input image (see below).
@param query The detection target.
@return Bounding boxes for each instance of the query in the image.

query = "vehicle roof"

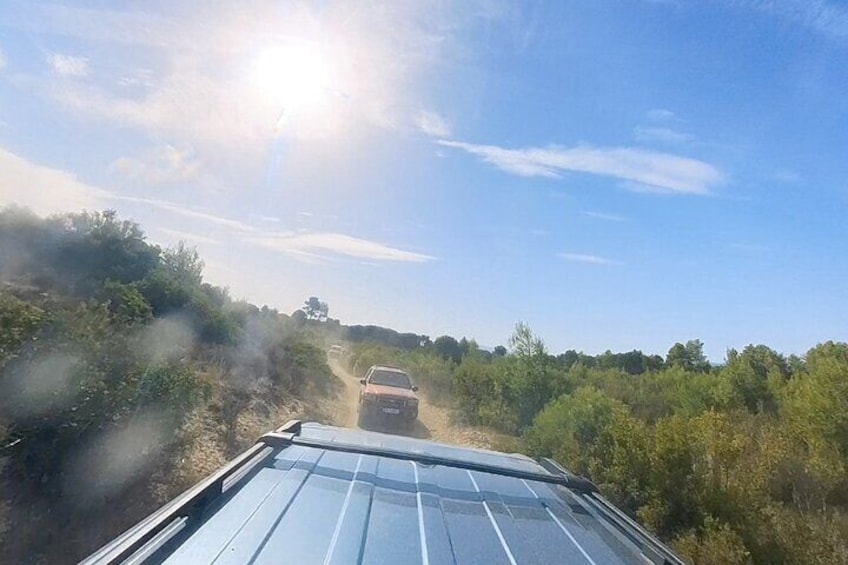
[368,365,408,374]
[96,423,682,565]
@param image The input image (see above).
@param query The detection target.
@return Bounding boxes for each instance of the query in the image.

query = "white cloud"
[110,145,202,185]
[247,232,435,263]
[559,253,618,265]
[1,5,183,48]
[416,111,452,137]
[646,108,678,122]
[249,214,281,223]
[0,46,6,70]
[582,211,625,221]
[0,147,111,215]
[115,196,257,232]
[0,148,434,267]
[47,53,89,77]
[12,1,517,161]
[439,140,560,178]
[109,195,435,264]
[634,126,694,145]
[439,140,723,195]
[154,227,219,245]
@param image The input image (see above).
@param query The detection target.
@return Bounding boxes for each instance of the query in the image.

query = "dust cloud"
[0,351,81,421]
[63,409,170,507]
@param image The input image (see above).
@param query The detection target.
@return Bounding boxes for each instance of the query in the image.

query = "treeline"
[346,325,848,564]
[351,327,688,375]
[0,207,335,562]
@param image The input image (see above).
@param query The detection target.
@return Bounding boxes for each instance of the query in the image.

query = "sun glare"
[252,43,334,112]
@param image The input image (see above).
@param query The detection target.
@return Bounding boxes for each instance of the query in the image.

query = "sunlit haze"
[252,42,336,118]
[1,1,847,359]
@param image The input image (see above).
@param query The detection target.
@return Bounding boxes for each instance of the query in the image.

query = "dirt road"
[326,361,497,450]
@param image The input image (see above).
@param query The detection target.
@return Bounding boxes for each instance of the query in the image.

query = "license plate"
[382,408,400,414]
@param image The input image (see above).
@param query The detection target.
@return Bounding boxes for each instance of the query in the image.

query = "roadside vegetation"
[0,207,337,563]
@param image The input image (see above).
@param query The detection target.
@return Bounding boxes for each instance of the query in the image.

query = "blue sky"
[1,0,846,360]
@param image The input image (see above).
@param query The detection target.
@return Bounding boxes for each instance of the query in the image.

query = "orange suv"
[358,365,419,430]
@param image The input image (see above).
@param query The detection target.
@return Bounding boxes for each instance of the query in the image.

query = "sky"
[1,0,846,360]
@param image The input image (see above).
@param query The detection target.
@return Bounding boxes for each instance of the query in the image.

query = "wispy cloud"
[439,139,723,195]
[416,111,452,137]
[0,147,111,215]
[0,147,435,266]
[634,126,694,145]
[1,5,183,48]
[0,46,6,70]
[247,232,435,263]
[129,199,434,263]
[47,53,89,77]
[110,145,201,185]
[8,1,515,160]
[732,0,848,43]
[154,227,219,245]
[646,108,679,122]
[249,214,281,223]
[582,211,626,222]
[558,252,619,265]
[115,196,257,233]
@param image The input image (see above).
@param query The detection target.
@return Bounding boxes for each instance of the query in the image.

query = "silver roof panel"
[145,424,671,564]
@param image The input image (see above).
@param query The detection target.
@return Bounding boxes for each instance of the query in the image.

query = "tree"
[301,296,329,321]
[722,344,787,413]
[557,350,579,368]
[666,340,710,372]
[509,322,546,357]
[433,335,463,364]
[57,210,161,293]
[493,345,508,356]
[97,281,153,324]
[161,242,204,285]
[506,323,557,429]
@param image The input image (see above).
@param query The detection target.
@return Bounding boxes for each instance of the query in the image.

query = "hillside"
[0,208,344,563]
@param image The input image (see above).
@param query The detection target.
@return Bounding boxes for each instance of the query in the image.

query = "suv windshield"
[369,370,412,389]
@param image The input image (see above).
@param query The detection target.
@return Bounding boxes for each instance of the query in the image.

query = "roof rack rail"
[257,429,599,494]
[80,420,302,565]
[540,458,686,565]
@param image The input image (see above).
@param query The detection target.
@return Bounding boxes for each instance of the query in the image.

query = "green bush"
[0,291,45,367]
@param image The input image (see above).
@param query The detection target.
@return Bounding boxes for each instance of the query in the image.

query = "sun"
[251,42,334,112]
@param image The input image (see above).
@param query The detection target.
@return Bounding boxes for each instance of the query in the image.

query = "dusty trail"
[326,360,497,450]
[328,360,361,429]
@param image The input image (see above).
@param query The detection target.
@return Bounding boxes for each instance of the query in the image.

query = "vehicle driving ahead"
[81,421,685,565]
[357,365,419,431]
[328,344,346,359]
